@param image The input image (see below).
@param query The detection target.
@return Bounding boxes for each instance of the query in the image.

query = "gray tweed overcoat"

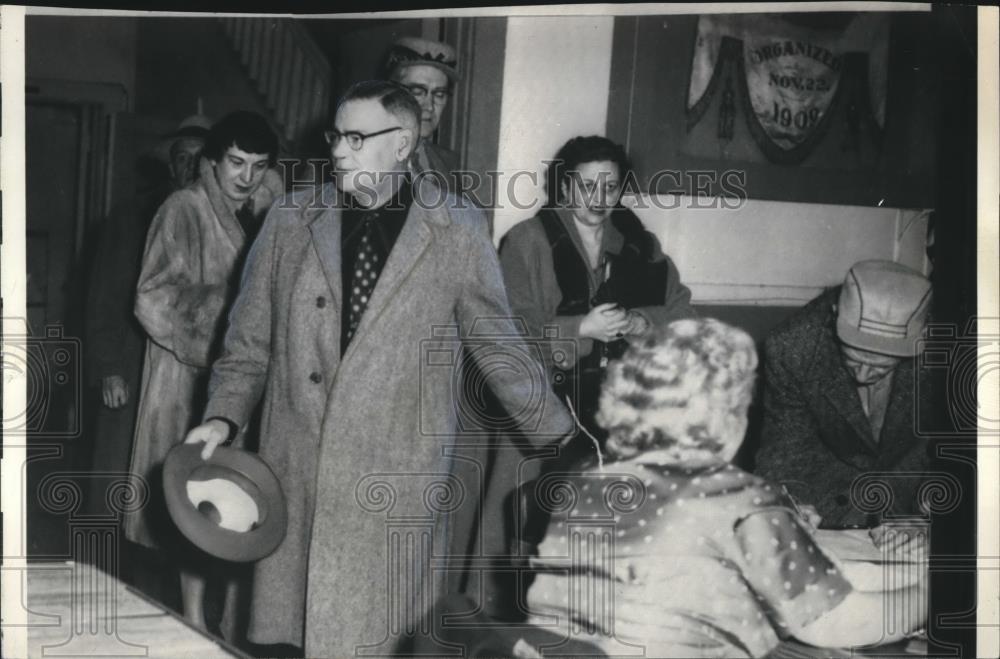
[202,178,573,656]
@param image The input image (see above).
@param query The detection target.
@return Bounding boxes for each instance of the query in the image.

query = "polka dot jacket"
[526,456,852,658]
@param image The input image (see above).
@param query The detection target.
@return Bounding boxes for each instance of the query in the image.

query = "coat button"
[316,296,326,308]
[835,495,849,506]
[309,372,322,384]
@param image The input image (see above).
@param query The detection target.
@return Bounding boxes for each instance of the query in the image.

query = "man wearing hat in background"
[754,260,935,529]
[85,114,211,512]
[83,112,211,606]
[385,37,512,616]
[126,110,284,636]
[384,36,462,191]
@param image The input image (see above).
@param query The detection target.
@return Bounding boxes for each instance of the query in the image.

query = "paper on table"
[814,528,884,561]
[813,528,927,591]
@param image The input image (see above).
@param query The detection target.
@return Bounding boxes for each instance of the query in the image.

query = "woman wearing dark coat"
[499,135,695,464]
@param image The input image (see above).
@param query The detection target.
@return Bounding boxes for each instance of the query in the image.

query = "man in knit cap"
[384,36,462,191]
[755,260,935,529]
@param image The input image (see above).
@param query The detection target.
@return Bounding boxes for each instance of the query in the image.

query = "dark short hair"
[203,111,279,166]
[545,135,632,206]
[337,80,422,138]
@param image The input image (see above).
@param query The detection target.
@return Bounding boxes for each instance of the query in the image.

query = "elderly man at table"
[755,260,935,529]
[183,80,574,657]
[520,319,927,657]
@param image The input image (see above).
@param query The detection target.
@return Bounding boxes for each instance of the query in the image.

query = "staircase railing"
[219,17,332,151]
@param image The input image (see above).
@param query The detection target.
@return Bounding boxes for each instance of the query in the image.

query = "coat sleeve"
[629,234,696,331]
[201,201,282,430]
[498,220,594,364]
[754,335,827,500]
[458,214,575,443]
[134,195,228,368]
[733,508,852,629]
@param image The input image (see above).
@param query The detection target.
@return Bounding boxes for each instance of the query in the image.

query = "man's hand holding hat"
[185,418,232,460]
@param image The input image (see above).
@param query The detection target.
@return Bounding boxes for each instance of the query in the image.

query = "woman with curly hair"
[524,318,927,657]
[499,136,695,463]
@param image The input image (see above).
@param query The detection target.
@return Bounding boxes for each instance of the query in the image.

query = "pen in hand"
[781,485,822,530]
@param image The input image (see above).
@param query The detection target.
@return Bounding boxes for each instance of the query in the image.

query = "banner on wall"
[684,13,890,166]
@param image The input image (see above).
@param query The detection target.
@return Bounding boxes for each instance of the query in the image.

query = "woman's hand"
[869,524,928,558]
[623,310,650,337]
[797,504,823,531]
[579,303,629,341]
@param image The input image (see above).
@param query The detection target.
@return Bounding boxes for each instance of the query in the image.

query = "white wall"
[628,196,930,305]
[493,16,614,239]
[492,17,932,306]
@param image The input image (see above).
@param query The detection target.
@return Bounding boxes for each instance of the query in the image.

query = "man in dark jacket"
[82,114,210,609]
[755,260,934,528]
[85,114,211,516]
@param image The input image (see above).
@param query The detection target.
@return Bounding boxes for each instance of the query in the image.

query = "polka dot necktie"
[346,218,380,342]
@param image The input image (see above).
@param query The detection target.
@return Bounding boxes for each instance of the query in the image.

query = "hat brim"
[163,444,287,563]
[151,128,207,164]
[836,317,924,357]
[167,126,209,141]
[395,59,460,83]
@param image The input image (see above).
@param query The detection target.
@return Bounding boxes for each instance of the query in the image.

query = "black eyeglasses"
[404,84,451,103]
[324,126,403,151]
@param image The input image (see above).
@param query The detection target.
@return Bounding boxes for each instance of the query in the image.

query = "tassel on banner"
[718,76,735,143]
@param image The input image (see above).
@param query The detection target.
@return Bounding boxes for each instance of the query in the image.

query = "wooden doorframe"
[26,78,128,257]
[440,17,508,232]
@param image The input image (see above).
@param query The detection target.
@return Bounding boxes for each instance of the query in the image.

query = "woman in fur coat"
[124,111,283,632]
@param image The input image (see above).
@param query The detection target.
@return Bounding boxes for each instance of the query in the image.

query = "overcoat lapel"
[199,159,246,253]
[308,205,343,309]
[551,207,625,290]
[306,178,450,362]
[347,202,433,347]
[876,358,918,464]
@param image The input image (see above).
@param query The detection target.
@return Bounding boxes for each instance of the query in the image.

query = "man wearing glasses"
[184,80,573,658]
[384,36,462,192]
